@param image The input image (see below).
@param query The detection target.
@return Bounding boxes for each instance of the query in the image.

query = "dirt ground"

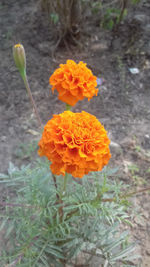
[0,0,150,266]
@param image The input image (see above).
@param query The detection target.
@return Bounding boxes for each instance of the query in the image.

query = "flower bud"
[13,43,26,78]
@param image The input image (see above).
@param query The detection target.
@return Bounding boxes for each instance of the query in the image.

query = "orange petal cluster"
[49,60,98,106]
[38,111,111,178]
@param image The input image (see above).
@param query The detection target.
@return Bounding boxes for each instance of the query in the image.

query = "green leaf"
[110,244,136,262]
[0,218,8,232]
[5,222,15,238]
[132,0,140,4]
[104,231,129,253]
[0,173,9,179]
[50,13,59,25]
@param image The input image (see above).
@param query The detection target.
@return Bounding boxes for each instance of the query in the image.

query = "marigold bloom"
[38,111,111,178]
[49,60,98,106]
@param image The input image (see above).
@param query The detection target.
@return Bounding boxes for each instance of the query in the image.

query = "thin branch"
[23,75,42,129]
[117,0,129,25]
[0,201,37,209]
[6,254,24,267]
[82,249,106,259]
[52,173,59,201]
[102,186,150,202]
[7,236,39,266]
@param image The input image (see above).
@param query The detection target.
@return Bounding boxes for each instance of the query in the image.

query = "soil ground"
[0,0,150,266]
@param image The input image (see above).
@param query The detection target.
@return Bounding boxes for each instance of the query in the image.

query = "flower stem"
[58,173,68,221]
[52,173,59,201]
[62,172,68,197]
[66,104,71,111]
[22,74,42,129]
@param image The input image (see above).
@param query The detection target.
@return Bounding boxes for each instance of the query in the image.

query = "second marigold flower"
[38,111,111,178]
[49,60,98,106]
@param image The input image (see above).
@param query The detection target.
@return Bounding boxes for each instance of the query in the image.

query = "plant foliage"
[0,160,138,266]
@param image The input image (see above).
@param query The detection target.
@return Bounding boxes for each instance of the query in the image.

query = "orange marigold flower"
[49,60,98,106]
[38,111,111,178]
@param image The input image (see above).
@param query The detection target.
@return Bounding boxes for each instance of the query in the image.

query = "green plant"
[91,1,102,14]
[0,163,138,266]
[128,164,139,176]
[132,175,147,186]
[50,13,59,25]
[102,7,127,30]
[131,0,141,4]
[90,0,141,30]
[14,140,38,160]
[1,43,144,266]
[135,145,141,153]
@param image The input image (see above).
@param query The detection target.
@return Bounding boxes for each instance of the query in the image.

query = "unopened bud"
[13,43,26,78]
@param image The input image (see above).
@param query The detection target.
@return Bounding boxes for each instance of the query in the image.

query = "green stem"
[52,174,59,201]
[58,173,68,221]
[22,73,42,129]
[62,172,68,197]
[66,103,72,111]
[101,186,150,202]
[66,186,150,220]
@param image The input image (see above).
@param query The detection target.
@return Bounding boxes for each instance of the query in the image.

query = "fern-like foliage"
[0,160,139,266]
